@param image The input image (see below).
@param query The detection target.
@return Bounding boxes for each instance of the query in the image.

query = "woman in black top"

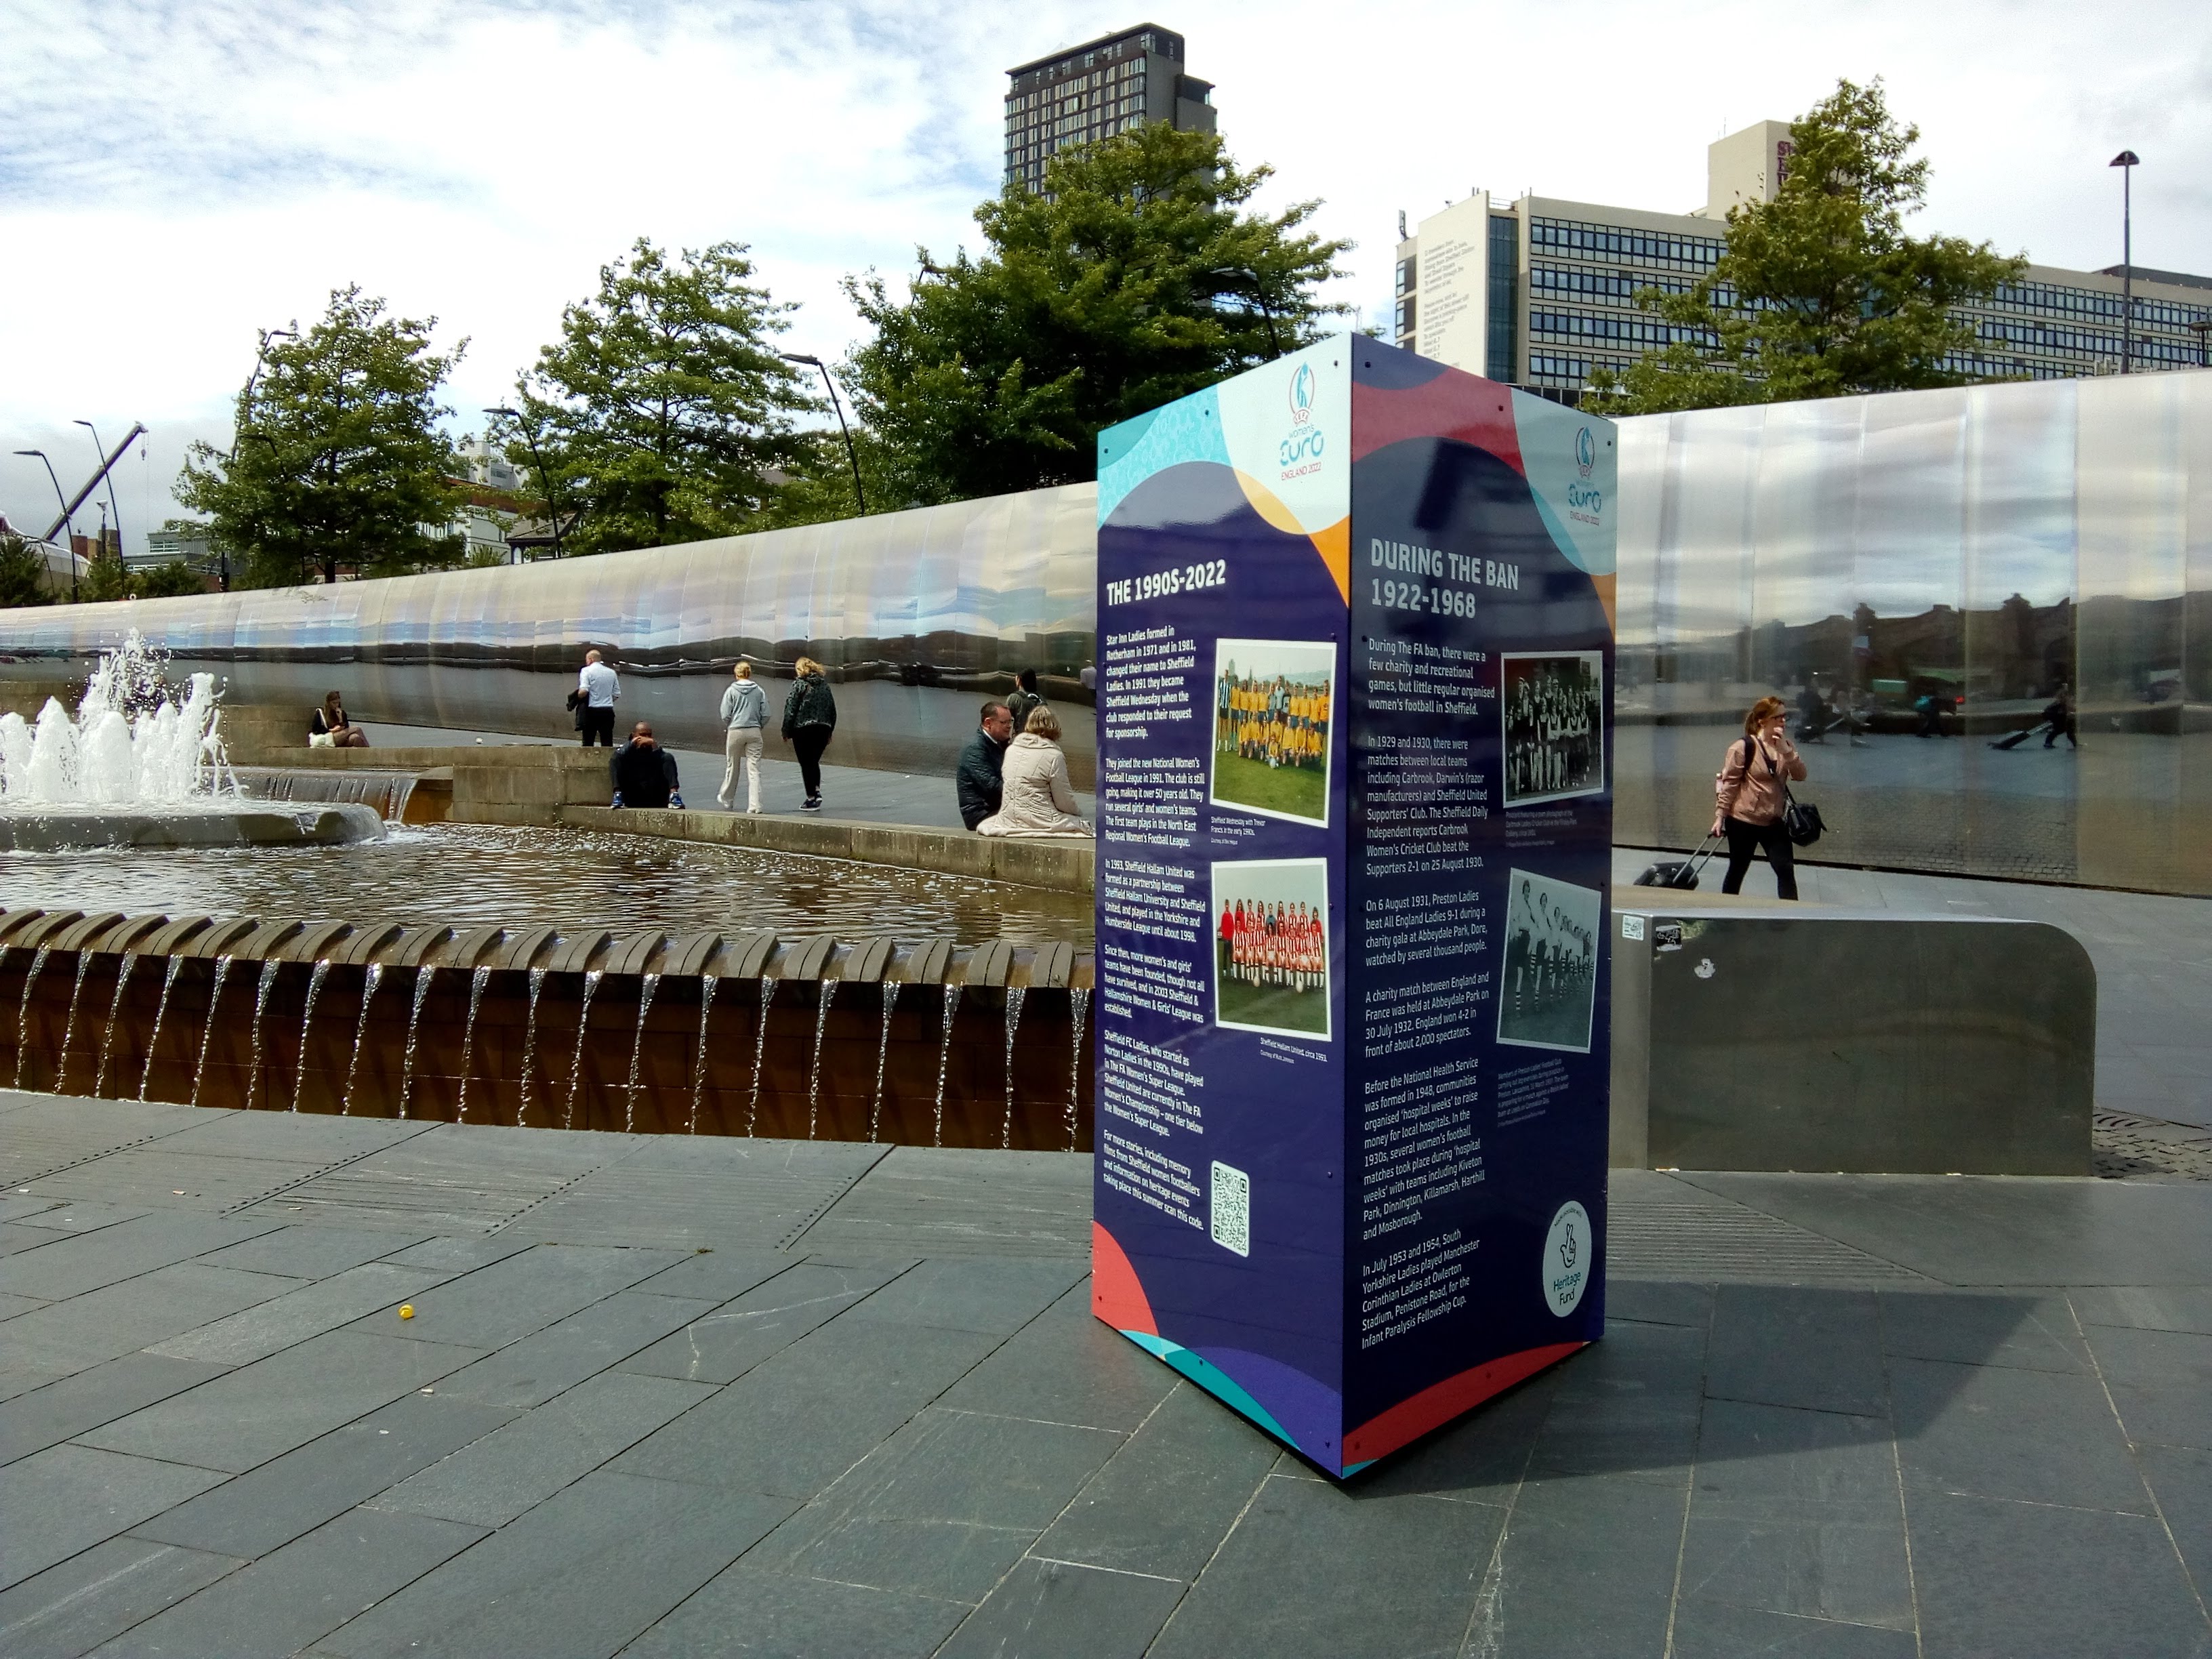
[309,691,369,748]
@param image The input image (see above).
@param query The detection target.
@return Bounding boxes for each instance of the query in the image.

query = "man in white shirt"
[577,649,619,747]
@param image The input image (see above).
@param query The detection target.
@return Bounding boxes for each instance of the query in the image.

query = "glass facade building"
[1003,23,1215,194]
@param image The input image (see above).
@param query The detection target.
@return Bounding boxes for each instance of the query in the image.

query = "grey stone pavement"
[3,1090,2210,1658]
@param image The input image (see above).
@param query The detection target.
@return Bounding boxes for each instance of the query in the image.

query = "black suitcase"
[1633,834,1717,890]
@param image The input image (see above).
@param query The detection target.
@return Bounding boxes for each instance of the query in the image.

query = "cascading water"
[804,980,838,1139]
[518,967,546,1125]
[621,972,661,1133]
[396,966,437,1119]
[452,966,493,1123]
[685,975,718,1135]
[189,956,232,1107]
[0,630,228,808]
[999,985,1027,1149]
[340,962,384,1115]
[52,951,94,1092]
[743,977,777,1136]
[867,980,901,1142]
[931,981,960,1147]
[242,958,282,1110]
[289,960,332,1112]
[562,969,603,1131]
[139,954,185,1100]
[90,953,138,1099]
[12,945,50,1089]
[1065,985,1090,1153]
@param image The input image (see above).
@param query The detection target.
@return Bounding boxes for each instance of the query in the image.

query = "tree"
[176,287,466,588]
[842,124,1351,506]
[512,239,817,555]
[0,531,52,608]
[1586,80,2027,414]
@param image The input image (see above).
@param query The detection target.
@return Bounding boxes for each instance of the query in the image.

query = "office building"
[1392,123,2212,401]
[1004,24,1215,193]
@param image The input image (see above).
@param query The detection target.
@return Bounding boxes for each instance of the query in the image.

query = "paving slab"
[1888,1355,2147,1513]
[619,1561,968,1659]
[619,1258,912,1385]
[1878,1289,2093,1373]
[197,1224,437,1281]
[0,1536,244,1659]
[232,1124,636,1233]
[0,1443,230,1590]
[0,1099,218,1191]
[935,1284,1179,1435]
[0,1351,231,1465]
[0,1211,288,1301]
[842,1256,1089,1337]
[792,1145,1092,1258]
[0,1260,307,1380]
[939,1556,1187,1659]
[146,1261,451,1366]
[1462,1468,1689,1658]
[430,1288,724,1409]
[508,1135,889,1251]
[363,1242,685,1350]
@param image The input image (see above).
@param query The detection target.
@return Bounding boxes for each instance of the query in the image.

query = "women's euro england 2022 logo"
[1278,361,1324,479]
[1575,425,1595,478]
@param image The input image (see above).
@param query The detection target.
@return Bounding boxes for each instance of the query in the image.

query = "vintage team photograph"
[1502,651,1605,808]
[1496,867,1601,1053]
[1212,857,1332,1040]
[1210,638,1336,827]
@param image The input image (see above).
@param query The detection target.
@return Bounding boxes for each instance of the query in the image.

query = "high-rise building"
[1392,123,2212,401]
[1004,24,1215,193]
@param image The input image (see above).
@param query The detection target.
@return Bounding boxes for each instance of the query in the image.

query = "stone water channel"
[0,908,1096,1152]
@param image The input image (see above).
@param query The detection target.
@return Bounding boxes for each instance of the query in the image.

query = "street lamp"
[13,449,77,600]
[2190,319,2210,371]
[777,354,867,515]
[485,407,565,558]
[2109,150,2139,375]
[73,420,124,565]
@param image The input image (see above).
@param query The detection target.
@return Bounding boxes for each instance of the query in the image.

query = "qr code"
[1210,1162,1250,1257]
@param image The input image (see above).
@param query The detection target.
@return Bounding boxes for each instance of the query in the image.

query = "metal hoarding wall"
[1091,337,1612,1477]
[1612,369,2212,897]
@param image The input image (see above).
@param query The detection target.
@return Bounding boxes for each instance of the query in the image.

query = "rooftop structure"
[1004,22,1215,194]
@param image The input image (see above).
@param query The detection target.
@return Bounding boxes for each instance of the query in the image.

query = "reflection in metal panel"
[1614,369,2211,896]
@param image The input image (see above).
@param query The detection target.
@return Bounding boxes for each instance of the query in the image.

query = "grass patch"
[1218,973,1328,1036]
[1211,750,1326,823]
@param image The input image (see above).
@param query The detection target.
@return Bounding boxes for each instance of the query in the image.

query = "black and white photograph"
[1497,868,1601,1053]
[1502,652,1605,808]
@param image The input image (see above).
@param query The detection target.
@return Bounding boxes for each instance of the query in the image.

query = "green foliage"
[131,558,209,598]
[71,548,205,603]
[512,239,817,554]
[842,124,1351,505]
[0,531,53,608]
[176,287,467,586]
[1586,80,2027,414]
[81,552,132,602]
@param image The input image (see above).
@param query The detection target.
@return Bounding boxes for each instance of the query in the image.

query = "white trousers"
[720,727,763,811]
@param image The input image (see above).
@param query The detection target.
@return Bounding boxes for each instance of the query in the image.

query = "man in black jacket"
[611,722,681,808]
[957,701,1013,830]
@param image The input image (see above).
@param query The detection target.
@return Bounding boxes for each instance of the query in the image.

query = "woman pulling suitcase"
[1713,695,1808,900]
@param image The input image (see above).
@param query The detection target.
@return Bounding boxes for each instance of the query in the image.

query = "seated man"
[957,701,1013,830]
[610,721,682,809]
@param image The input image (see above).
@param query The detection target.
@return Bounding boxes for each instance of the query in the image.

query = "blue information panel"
[1091,339,1615,1477]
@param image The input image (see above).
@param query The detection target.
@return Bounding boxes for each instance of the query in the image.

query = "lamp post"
[14,449,77,599]
[73,420,124,561]
[485,407,565,558]
[777,354,867,515]
[2190,319,2210,370]
[2109,150,2139,375]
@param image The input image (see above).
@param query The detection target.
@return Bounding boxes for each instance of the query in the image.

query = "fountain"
[89,953,137,1098]
[621,972,660,1133]
[999,984,1027,1149]
[804,980,838,1139]
[139,955,184,1100]
[867,980,900,1141]
[289,960,333,1112]
[562,969,603,1130]
[12,943,50,1088]
[188,957,232,1107]
[340,963,384,1114]
[242,958,282,1111]
[1065,985,1089,1153]
[744,977,777,1135]
[52,951,94,1092]
[397,967,437,1118]
[931,981,960,1147]
[453,966,493,1123]
[518,967,546,1125]
[0,631,381,849]
[685,975,718,1134]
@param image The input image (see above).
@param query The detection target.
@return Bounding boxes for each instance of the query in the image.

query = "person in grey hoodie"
[718,662,769,813]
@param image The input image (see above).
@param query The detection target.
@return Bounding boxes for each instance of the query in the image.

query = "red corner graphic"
[1342,1341,1584,1465]
[1090,1221,1158,1337]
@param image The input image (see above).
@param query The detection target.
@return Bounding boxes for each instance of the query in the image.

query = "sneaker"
[802,797,821,812]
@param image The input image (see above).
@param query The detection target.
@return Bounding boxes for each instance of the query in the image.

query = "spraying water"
[685,975,718,1135]
[12,944,50,1090]
[562,969,603,1130]
[1000,984,1027,1149]
[621,972,661,1133]
[931,981,960,1147]
[340,962,384,1115]
[189,956,232,1107]
[453,966,493,1124]
[0,630,228,806]
[289,960,332,1112]
[518,966,546,1126]
[396,966,437,1119]
[867,979,901,1142]
[743,976,777,1136]
[804,980,838,1139]
[52,952,94,1092]
[90,952,138,1098]
[242,958,283,1110]
[139,954,185,1100]
[1065,985,1090,1153]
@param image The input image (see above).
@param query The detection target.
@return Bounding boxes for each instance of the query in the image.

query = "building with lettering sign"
[1003,24,1216,195]
[1391,121,2211,402]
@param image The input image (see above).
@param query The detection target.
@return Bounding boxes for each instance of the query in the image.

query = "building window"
[1395,258,1416,297]
[1486,215,1518,384]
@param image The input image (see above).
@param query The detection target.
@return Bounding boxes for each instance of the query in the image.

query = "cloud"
[3,0,2207,550]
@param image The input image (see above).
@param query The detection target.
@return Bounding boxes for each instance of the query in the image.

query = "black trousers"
[792,727,832,798]
[579,707,615,747]
[1721,815,1798,900]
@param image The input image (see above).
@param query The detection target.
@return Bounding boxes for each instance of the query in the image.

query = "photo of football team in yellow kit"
[1210,638,1334,825]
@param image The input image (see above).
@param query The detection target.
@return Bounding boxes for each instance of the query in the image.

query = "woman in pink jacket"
[1713,695,1808,899]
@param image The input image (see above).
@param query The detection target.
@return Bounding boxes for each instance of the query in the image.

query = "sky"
[3,0,2207,553]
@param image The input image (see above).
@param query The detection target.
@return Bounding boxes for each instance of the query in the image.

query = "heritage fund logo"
[1542,1200,1591,1315]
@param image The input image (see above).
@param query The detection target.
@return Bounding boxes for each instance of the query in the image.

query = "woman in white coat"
[978,707,1093,838]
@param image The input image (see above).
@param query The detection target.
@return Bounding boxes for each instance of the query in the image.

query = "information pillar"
[1092,337,1615,1477]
